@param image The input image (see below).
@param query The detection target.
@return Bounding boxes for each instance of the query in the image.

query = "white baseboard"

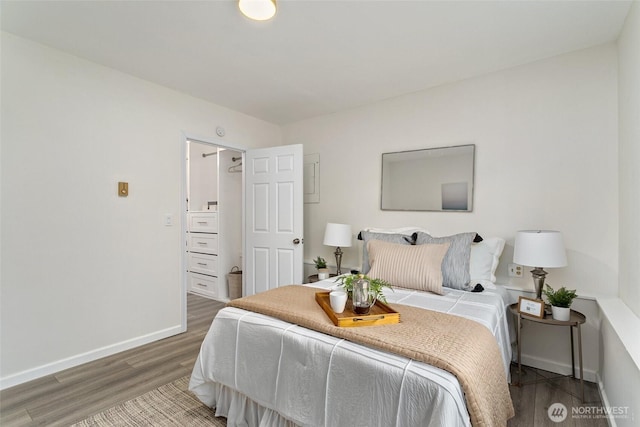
[519,353,598,383]
[0,324,185,390]
[597,372,617,427]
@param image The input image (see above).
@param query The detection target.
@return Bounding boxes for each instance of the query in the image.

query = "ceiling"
[1,0,632,125]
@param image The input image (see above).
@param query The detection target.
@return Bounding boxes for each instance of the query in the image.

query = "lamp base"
[530,267,548,300]
[334,247,344,276]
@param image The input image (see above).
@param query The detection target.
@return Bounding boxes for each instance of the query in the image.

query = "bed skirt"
[189,380,298,427]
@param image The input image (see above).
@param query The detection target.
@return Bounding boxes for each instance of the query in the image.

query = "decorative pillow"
[470,237,505,284]
[367,240,450,295]
[359,230,417,274]
[415,232,476,291]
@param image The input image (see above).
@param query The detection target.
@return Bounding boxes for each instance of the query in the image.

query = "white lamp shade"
[239,0,276,21]
[323,223,352,247]
[513,230,567,268]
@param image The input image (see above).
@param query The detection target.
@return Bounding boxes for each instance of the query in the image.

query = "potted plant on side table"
[314,256,329,280]
[543,284,577,321]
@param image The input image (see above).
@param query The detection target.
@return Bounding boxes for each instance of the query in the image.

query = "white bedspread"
[189,280,512,427]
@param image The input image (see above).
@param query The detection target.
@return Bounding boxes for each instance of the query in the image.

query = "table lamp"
[323,223,352,275]
[513,230,567,300]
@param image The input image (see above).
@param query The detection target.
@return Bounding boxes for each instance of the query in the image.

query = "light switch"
[118,182,128,197]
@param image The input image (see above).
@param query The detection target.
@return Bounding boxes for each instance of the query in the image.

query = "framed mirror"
[381,144,475,212]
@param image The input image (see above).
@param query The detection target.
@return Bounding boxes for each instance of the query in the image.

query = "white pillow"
[469,237,505,285]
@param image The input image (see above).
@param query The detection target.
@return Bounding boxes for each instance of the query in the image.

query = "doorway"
[184,138,243,305]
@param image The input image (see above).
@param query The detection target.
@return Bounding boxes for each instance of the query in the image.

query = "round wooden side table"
[307,273,337,283]
[509,302,586,402]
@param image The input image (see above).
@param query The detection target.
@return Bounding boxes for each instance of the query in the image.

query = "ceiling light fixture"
[239,0,276,21]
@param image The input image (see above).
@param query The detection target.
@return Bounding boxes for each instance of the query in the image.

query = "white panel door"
[245,144,303,296]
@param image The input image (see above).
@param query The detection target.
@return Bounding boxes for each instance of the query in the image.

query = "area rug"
[71,376,226,426]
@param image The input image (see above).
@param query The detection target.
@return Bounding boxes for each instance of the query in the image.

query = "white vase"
[551,305,570,321]
[317,269,329,280]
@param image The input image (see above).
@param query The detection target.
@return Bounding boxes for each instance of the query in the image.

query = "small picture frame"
[517,296,545,318]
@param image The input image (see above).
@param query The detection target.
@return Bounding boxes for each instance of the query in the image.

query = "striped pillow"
[359,230,416,274]
[367,239,450,295]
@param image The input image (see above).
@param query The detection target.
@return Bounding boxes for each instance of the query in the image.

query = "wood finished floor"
[1,294,605,426]
[507,365,606,427]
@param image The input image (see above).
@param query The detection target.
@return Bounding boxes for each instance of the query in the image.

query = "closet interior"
[185,140,242,302]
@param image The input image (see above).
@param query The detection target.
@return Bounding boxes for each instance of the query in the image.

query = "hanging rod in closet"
[202,152,217,158]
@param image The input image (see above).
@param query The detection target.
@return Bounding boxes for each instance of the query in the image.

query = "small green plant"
[313,256,327,269]
[542,284,577,308]
[334,274,393,303]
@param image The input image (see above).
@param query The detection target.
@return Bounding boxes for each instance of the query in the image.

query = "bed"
[189,231,513,426]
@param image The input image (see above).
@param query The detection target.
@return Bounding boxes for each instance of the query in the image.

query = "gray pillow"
[415,232,476,290]
[359,230,415,274]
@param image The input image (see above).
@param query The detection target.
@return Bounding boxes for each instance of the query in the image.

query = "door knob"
[293,238,301,245]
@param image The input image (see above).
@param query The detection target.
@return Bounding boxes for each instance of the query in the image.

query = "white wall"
[599,2,640,425]
[188,142,218,212]
[599,299,640,427]
[285,44,619,298]
[0,33,282,387]
[618,0,640,319]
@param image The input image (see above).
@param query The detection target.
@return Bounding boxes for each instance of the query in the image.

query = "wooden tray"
[315,292,400,327]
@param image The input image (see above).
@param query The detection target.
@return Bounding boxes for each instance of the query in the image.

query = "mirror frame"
[380,144,475,212]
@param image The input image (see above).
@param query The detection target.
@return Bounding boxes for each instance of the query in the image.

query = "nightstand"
[509,303,586,402]
[307,274,337,283]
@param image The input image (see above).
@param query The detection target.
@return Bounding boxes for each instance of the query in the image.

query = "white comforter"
[189,280,512,427]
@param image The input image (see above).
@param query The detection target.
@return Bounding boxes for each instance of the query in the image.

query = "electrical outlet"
[164,214,173,226]
[508,263,524,278]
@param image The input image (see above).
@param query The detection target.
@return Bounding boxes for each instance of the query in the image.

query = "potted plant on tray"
[334,274,392,303]
[542,284,577,321]
[314,256,330,280]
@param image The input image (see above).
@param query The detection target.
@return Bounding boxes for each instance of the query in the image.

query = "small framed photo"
[518,296,545,318]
